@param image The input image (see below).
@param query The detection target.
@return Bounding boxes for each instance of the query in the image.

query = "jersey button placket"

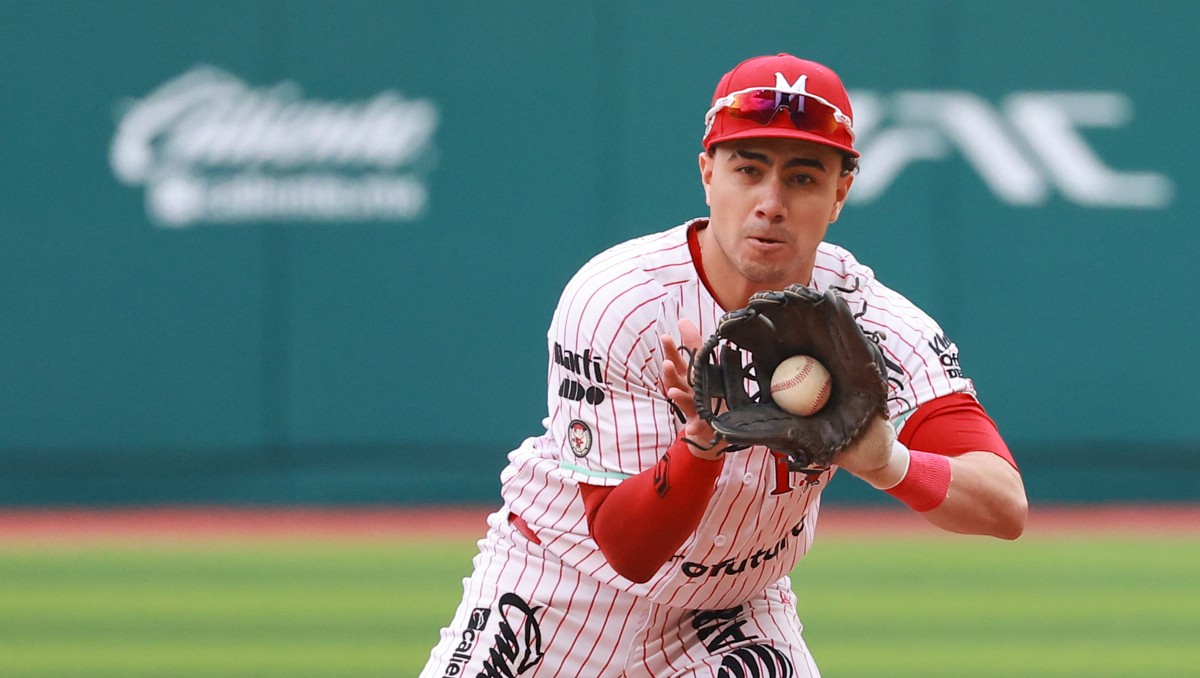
[713,535,727,547]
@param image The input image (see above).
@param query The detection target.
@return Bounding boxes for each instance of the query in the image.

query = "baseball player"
[421,53,1026,677]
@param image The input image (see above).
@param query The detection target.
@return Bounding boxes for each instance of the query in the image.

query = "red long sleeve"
[898,392,1017,469]
[579,435,724,583]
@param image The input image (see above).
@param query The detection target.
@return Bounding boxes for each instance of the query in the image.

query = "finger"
[661,332,680,360]
[660,335,684,378]
[662,360,694,405]
[667,385,697,416]
[661,332,699,415]
[678,318,702,351]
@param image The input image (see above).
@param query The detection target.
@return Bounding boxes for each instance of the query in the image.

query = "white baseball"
[770,355,832,416]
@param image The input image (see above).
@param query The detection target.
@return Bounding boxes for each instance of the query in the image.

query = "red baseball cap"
[702,53,858,157]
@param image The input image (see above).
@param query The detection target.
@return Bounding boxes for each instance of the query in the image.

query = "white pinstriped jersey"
[500,218,975,610]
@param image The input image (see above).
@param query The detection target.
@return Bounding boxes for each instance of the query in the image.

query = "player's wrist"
[677,428,727,461]
[859,437,911,490]
[881,447,953,512]
[835,418,900,481]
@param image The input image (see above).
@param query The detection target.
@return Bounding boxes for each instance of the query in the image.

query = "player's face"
[698,138,853,307]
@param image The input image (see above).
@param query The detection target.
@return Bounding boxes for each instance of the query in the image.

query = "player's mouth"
[747,234,789,252]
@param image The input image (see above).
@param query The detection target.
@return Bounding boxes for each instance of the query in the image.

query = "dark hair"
[840,153,859,176]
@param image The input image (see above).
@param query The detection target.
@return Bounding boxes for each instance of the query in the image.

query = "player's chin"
[737,258,795,288]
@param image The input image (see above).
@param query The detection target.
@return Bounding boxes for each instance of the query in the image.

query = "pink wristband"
[885,450,952,512]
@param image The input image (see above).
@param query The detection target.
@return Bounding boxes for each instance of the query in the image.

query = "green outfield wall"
[2,1,1197,505]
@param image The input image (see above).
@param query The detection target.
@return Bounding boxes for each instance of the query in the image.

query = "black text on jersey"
[554,343,607,383]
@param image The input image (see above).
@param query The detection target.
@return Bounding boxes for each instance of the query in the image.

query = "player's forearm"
[583,436,725,583]
[857,441,1027,539]
[850,393,1025,538]
[922,451,1027,539]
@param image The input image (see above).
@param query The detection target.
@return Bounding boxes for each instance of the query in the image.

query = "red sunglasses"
[704,86,855,141]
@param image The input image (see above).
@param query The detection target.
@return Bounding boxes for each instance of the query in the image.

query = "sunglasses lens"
[790,103,839,135]
[727,90,786,124]
[726,90,843,135]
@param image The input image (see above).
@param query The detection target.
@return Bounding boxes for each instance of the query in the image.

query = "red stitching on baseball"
[772,359,814,394]
[815,378,831,404]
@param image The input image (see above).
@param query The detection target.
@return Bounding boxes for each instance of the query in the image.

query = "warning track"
[0,504,1196,544]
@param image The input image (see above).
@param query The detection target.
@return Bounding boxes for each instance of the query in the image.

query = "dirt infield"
[0,503,1197,543]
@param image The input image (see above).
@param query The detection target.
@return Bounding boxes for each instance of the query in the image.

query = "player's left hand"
[661,319,728,460]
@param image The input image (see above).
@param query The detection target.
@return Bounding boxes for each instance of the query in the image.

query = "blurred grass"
[797,536,1200,676]
[0,539,476,677]
[0,534,1197,676]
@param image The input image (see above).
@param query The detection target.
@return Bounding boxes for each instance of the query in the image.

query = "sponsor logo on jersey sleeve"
[929,332,964,379]
[554,343,611,407]
[557,378,605,405]
[553,343,608,383]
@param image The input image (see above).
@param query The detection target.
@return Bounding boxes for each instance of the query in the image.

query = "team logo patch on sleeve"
[567,420,593,458]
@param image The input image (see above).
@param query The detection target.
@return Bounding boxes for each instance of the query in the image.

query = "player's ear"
[829,172,854,223]
[698,151,714,206]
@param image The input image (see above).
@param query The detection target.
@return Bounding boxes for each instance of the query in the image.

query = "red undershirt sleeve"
[578,433,724,584]
[897,392,1018,469]
[580,394,1015,583]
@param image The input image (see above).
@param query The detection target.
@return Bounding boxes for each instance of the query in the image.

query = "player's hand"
[832,416,908,488]
[661,319,728,460]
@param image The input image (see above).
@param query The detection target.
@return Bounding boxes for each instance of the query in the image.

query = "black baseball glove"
[689,283,889,470]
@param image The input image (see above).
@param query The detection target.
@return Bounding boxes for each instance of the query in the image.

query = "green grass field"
[1,533,1198,677]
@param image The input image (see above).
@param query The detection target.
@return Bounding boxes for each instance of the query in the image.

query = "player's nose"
[754,180,786,223]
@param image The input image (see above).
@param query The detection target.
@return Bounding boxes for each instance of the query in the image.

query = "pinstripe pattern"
[424,219,973,674]
[421,512,820,677]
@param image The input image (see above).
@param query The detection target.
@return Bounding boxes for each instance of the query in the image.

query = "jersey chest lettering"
[768,451,826,494]
[679,520,805,579]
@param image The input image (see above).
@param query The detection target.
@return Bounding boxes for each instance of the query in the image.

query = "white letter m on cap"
[774,73,808,94]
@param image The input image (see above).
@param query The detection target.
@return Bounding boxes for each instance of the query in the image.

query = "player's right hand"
[661,319,728,460]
